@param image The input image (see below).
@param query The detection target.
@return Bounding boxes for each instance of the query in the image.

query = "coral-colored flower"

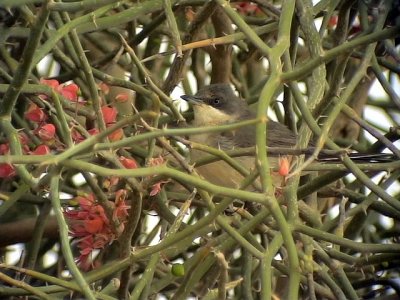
[278,156,290,177]
[18,132,31,154]
[40,79,59,89]
[328,15,338,28]
[235,2,261,15]
[101,106,118,125]
[76,194,96,210]
[99,82,110,95]
[40,78,60,89]
[84,218,104,234]
[76,236,94,271]
[88,128,99,136]
[150,180,169,196]
[119,156,138,169]
[108,128,124,141]
[40,78,80,102]
[0,143,9,155]
[114,189,130,219]
[60,83,79,101]
[103,176,120,191]
[25,103,47,123]
[0,163,16,178]
[71,129,85,143]
[0,135,30,156]
[148,156,165,167]
[147,156,168,196]
[32,144,51,155]
[109,176,120,187]
[150,182,161,196]
[71,128,97,143]
[37,123,56,141]
[115,93,129,103]
[64,192,130,270]
[0,132,29,155]
[19,132,30,145]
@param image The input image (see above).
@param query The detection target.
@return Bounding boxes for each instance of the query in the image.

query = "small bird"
[181,83,395,189]
[181,83,297,188]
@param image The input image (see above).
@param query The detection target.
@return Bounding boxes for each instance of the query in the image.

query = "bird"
[180,83,395,189]
[180,83,298,189]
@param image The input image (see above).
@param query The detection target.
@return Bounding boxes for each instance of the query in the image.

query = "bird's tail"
[317,152,397,163]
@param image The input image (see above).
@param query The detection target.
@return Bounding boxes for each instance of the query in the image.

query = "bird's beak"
[180,94,204,105]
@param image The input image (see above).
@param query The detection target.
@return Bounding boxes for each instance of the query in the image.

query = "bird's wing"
[220,120,297,150]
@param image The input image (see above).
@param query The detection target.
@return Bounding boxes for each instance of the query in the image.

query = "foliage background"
[0,0,400,299]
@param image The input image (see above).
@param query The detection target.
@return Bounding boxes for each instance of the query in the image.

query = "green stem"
[49,168,96,300]
[261,235,283,300]
[282,25,400,81]
[215,0,272,59]
[294,223,400,253]
[0,3,49,117]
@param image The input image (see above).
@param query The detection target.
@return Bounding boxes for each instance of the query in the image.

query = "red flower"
[92,234,109,249]
[40,78,80,102]
[108,128,124,141]
[84,218,104,234]
[37,123,56,141]
[99,82,110,95]
[150,180,169,196]
[115,93,129,103]
[119,156,138,169]
[76,194,96,210]
[71,129,85,143]
[25,103,47,123]
[0,143,9,155]
[60,83,79,101]
[88,128,99,136]
[71,128,98,143]
[18,132,31,154]
[76,236,95,271]
[40,79,59,89]
[278,156,290,177]
[0,135,30,156]
[235,2,261,15]
[64,192,130,270]
[113,189,130,220]
[148,156,165,167]
[32,144,51,155]
[19,132,30,145]
[101,106,118,125]
[109,176,120,187]
[147,156,168,196]
[103,176,120,190]
[328,15,338,28]
[0,163,16,178]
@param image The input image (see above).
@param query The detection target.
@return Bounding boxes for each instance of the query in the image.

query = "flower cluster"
[40,79,81,102]
[64,192,130,271]
[0,130,50,178]
[1,78,165,269]
[0,79,124,178]
[0,79,82,178]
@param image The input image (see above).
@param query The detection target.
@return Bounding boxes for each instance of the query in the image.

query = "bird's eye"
[210,97,221,107]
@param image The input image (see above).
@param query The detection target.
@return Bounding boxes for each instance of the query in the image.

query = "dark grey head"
[181,84,251,126]
[181,84,249,117]
[181,84,298,147]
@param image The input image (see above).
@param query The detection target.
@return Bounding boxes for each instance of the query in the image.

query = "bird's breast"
[191,150,281,190]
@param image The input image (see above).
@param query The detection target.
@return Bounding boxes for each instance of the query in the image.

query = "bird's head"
[181,84,248,126]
